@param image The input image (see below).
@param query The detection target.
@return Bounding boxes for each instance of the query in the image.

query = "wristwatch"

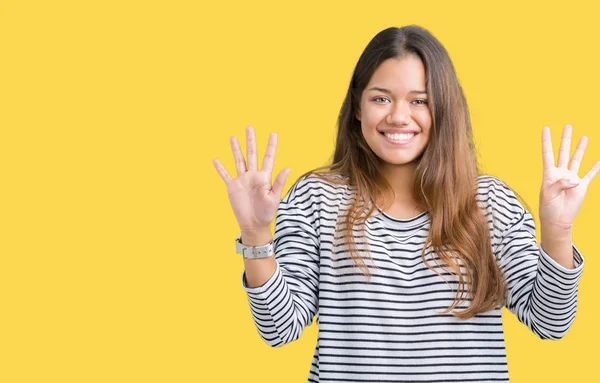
[235,234,275,259]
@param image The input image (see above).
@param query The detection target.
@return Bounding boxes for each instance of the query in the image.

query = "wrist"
[540,222,573,242]
[240,228,273,246]
[540,235,575,270]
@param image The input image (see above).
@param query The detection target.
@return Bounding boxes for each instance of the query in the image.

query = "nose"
[386,100,411,126]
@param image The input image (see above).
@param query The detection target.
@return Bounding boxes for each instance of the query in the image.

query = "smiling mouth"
[380,131,417,142]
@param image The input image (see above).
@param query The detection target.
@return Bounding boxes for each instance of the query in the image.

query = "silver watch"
[235,234,274,259]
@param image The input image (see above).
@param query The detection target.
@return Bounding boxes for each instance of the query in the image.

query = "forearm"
[240,227,317,347]
[241,228,277,288]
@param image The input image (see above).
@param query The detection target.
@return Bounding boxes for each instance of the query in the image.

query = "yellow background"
[1,1,599,382]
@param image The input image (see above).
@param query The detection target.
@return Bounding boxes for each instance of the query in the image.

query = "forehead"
[367,56,426,90]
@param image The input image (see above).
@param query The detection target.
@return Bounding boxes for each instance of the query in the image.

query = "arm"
[492,190,584,340]
[213,127,319,348]
[241,176,320,347]
[494,124,599,339]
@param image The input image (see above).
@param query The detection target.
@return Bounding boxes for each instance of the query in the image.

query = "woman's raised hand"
[213,126,290,233]
[539,124,600,232]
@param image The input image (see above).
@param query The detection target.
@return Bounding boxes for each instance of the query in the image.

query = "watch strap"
[235,234,274,259]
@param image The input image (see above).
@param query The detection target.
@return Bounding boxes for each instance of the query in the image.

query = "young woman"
[213,25,599,382]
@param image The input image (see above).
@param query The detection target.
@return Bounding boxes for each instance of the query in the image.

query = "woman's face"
[357,55,432,170]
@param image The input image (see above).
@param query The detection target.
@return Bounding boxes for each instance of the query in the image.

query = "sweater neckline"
[372,204,430,230]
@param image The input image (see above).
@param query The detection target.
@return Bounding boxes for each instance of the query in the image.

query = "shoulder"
[277,172,348,232]
[283,172,349,204]
[476,174,527,231]
[476,175,525,211]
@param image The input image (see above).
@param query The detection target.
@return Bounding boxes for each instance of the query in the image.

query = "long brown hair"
[296,25,508,319]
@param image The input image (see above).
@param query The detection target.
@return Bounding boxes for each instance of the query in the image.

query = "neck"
[378,162,423,212]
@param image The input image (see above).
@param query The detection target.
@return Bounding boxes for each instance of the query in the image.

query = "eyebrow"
[367,86,427,95]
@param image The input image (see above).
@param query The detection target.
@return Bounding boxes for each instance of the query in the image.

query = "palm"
[227,169,278,228]
[540,167,586,225]
[539,125,600,229]
[213,126,290,231]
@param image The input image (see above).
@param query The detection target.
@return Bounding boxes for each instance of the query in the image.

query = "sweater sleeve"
[240,176,321,347]
[485,176,585,340]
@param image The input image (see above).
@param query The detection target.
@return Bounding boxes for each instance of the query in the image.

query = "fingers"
[230,136,247,177]
[272,168,291,197]
[246,126,258,171]
[557,124,573,168]
[568,135,588,174]
[261,132,277,174]
[213,158,233,184]
[582,160,600,185]
[542,126,555,171]
[226,126,279,179]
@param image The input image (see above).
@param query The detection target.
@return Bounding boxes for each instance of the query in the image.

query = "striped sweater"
[241,174,584,382]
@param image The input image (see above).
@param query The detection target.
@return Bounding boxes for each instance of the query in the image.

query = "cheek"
[415,111,432,130]
[360,120,379,146]
[361,110,385,128]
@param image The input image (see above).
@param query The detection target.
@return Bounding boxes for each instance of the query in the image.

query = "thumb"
[544,176,580,200]
[272,168,290,197]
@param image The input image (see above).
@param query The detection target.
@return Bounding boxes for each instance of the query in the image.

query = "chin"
[380,156,420,166]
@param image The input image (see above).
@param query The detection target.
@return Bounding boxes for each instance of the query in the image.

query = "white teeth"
[384,132,415,141]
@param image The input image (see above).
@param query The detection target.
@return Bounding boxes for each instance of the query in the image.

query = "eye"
[412,99,428,106]
[373,97,390,103]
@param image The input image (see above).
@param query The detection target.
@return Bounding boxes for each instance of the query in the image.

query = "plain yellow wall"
[1,1,599,382]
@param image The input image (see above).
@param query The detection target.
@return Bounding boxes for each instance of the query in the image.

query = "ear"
[355,108,361,121]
